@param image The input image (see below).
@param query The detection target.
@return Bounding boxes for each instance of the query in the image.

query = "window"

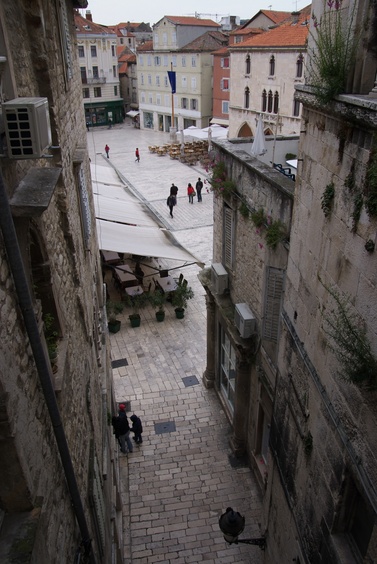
[91,45,97,57]
[76,165,92,248]
[172,32,177,46]
[269,55,275,76]
[163,55,168,66]
[182,56,186,67]
[220,330,236,412]
[164,94,169,106]
[235,36,243,43]
[263,267,285,341]
[148,93,153,104]
[80,67,87,82]
[190,99,197,110]
[94,87,102,98]
[148,74,152,85]
[113,65,116,77]
[191,56,196,67]
[222,101,229,114]
[156,75,160,86]
[245,55,250,75]
[147,55,152,66]
[181,76,187,88]
[181,98,188,109]
[156,94,161,105]
[92,66,99,78]
[267,90,273,113]
[221,78,229,91]
[139,55,144,66]
[141,92,145,103]
[293,99,300,117]
[83,88,89,98]
[273,91,279,114]
[262,89,267,112]
[163,33,167,45]
[172,55,177,67]
[111,45,116,57]
[57,0,74,81]
[154,33,159,45]
[244,87,250,109]
[223,204,234,268]
[221,57,230,68]
[78,45,84,57]
[191,77,197,89]
[296,54,304,78]
[164,76,168,87]
[154,56,161,66]
[141,74,144,85]
[114,85,118,96]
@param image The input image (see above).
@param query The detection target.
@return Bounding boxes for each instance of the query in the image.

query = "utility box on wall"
[3,97,52,159]
[234,303,256,338]
[211,263,228,295]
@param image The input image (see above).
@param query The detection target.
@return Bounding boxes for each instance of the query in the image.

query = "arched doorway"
[238,122,252,138]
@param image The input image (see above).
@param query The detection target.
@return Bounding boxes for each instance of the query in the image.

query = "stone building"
[201,0,377,561]
[0,1,122,562]
[229,6,311,139]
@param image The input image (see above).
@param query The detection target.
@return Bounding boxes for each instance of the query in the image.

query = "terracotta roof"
[136,40,154,52]
[259,10,293,24]
[74,12,114,35]
[158,16,220,27]
[180,31,228,52]
[109,22,152,32]
[230,27,264,36]
[233,6,311,49]
[212,46,230,56]
[117,46,136,62]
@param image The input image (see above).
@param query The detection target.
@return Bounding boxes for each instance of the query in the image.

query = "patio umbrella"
[208,126,212,151]
[180,129,185,155]
[251,115,267,156]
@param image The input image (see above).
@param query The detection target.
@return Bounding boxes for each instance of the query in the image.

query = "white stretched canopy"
[96,219,204,265]
[94,194,157,227]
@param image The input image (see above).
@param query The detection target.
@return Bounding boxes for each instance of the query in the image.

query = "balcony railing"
[81,77,106,85]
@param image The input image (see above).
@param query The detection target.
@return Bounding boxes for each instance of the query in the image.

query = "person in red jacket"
[135,147,140,162]
[187,183,195,204]
[105,144,110,158]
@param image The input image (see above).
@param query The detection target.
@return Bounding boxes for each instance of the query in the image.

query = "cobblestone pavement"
[88,122,263,564]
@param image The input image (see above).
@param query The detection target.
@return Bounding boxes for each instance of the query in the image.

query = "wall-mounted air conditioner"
[234,303,256,339]
[211,262,228,294]
[3,97,52,159]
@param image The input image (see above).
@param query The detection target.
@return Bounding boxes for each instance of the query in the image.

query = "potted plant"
[171,284,194,319]
[124,293,148,327]
[106,300,124,333]
[148,290,167,322]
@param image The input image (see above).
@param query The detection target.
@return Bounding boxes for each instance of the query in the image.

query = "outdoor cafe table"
[101,250,121,265]
[114,268,138,289]
[115,264,132,273]
[157,276,178,293]
[125,285,144,297]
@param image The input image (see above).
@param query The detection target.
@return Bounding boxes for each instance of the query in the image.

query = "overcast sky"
[82,0,308,27]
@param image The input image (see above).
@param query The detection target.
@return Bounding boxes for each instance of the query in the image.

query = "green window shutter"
[223,205,233,269]
[57,0,73,82]
[263,267,285,341]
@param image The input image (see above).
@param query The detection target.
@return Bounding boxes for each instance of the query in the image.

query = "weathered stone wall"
[0,1,116,562]
[266,92,377,561]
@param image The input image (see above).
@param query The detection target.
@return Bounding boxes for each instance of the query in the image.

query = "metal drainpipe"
[0,171,96,564]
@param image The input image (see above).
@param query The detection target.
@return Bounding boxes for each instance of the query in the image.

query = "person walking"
[113,404,133,454]
[170,183,178,197]
[105,144,110,158]
[187,183,195,204]
[135,147,140,162]
[130,414,143,444]
[86,121,90,132]
[167,194,176,218]
[196,177,203,202]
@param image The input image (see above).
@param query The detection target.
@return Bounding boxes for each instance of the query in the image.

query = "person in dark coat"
[167,194,176,217]
[112,404,133,453]
[196,177,203,202]
[130,414,143,444]
[170,183,178,197]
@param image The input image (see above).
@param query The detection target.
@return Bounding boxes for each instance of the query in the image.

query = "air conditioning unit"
[3,97,52,159]
[211,262,228,294]
[234,303,256,339]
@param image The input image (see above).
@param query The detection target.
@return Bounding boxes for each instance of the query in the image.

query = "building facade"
[229,7,311,139]
[75,11,124,126]
[0,1,123,562]
[136,16,222,132]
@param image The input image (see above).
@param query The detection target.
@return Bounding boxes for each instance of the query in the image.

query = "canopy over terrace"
[91,164,203,266]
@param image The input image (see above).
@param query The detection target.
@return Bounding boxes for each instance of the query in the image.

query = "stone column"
[202,292,216,389]
[230,357,251,456]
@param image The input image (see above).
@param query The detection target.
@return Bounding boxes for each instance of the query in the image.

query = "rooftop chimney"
[291,11,300,24]
[85,10,92,22]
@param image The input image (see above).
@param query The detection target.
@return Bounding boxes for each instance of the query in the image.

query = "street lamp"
[219,507,266,549]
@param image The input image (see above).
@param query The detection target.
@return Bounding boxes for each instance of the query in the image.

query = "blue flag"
[167,71,176,94]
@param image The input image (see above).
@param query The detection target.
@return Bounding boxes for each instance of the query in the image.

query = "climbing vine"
[321,182,335,217]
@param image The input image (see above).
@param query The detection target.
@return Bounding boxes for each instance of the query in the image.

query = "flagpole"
[171,62,175,130]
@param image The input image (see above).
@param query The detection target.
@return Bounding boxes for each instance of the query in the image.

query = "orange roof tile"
[74,12,114,35]
[161,16,220,27]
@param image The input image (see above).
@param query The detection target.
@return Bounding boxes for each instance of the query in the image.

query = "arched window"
[244,87,250,109]
[273,91,279,114]
[246,55,251,75]
[267,90,273,113]
[262,89,267,112]
[293,98,300,117]
[269,55,275,76]
[296,54,304,78]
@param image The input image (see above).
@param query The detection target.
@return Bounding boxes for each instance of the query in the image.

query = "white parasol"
[251,115,267,156]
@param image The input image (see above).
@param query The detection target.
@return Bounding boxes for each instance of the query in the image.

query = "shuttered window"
[263,267,285,341]
[57,0,73,82]
[223,205,234,269]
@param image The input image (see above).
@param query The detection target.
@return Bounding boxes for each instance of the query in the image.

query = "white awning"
[96,219,204,265]
[94,193,157,227]
[210,118,229,126]
[126,110,139,118]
